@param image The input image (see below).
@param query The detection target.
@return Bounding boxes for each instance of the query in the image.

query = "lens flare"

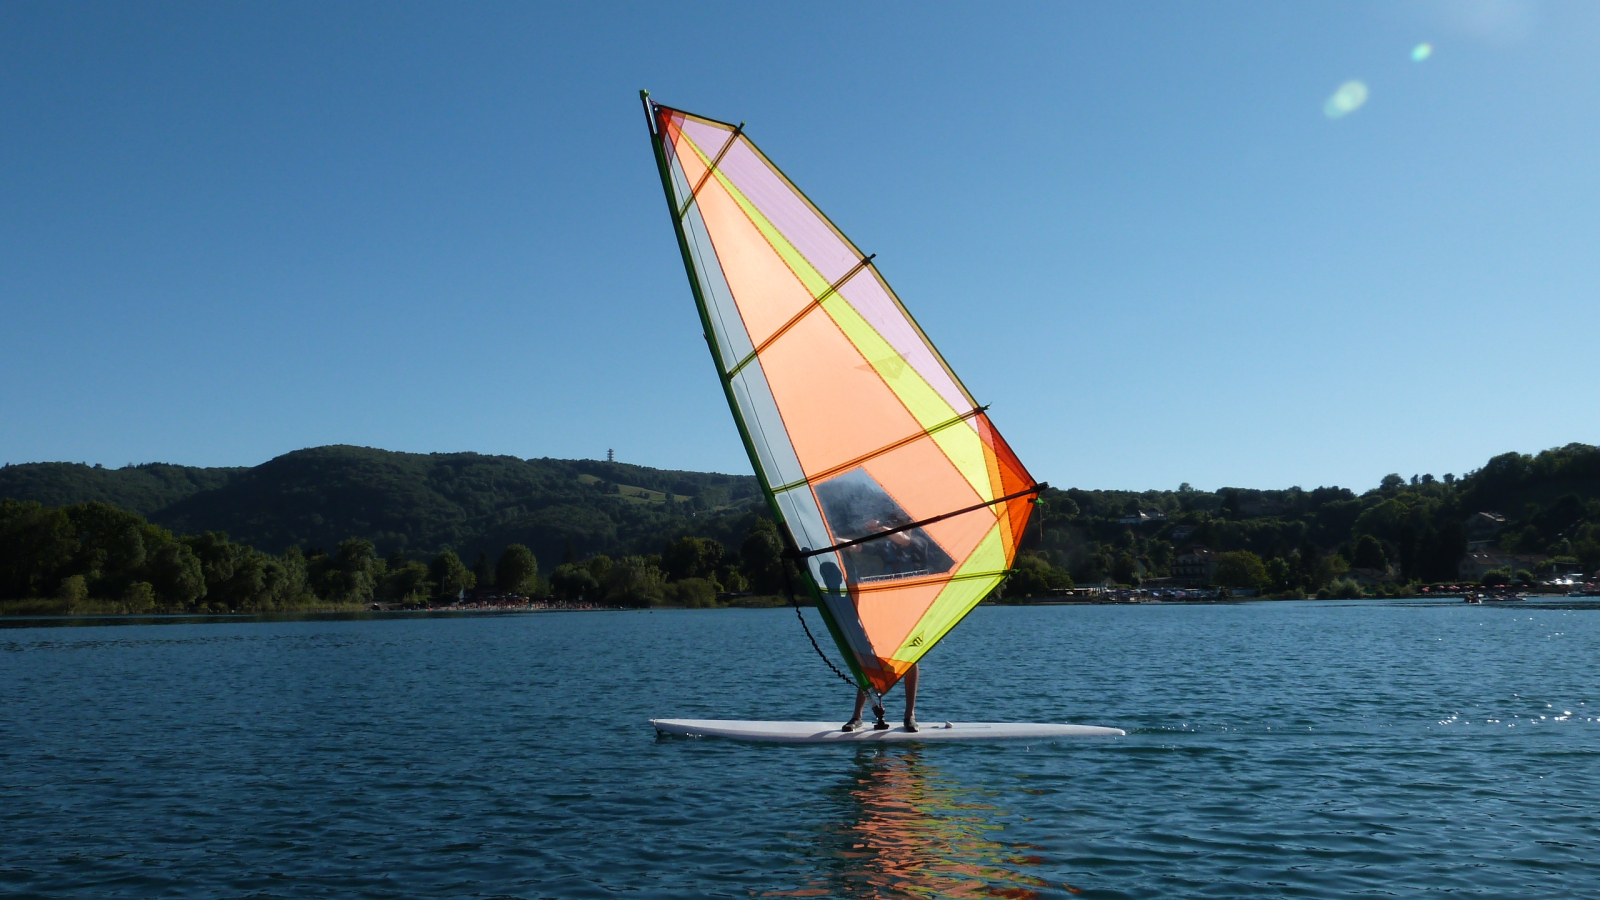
[1412,42,1433,61]
[1323,80,1369,119]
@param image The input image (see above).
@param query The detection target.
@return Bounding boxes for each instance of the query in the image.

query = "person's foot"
[842,717,862,732]
[903,714,918,733]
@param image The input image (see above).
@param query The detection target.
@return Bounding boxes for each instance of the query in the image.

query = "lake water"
[3,599,1599,898]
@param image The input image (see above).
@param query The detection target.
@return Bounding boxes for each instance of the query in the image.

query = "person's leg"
[902,663,919,731]
[843,689,867,731]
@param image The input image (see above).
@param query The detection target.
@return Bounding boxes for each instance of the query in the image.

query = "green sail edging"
[644,93,870,692]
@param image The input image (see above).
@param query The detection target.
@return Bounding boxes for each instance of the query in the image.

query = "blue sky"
[2,1,1595,491]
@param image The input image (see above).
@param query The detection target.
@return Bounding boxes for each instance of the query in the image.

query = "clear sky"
[2,1,1595,491]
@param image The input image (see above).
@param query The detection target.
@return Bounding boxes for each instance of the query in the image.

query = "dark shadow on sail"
[765,748,1062,899]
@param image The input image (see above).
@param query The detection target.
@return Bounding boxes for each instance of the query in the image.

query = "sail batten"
[724,253,876,380]
[769,405,989,495]
[645,94,1038,694]
[680,124,745,218]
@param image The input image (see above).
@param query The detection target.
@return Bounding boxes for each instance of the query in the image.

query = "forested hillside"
[1016,443,1600,597]
[2,442,1597,611]
[1,446,762,565]
[0,461,241,518]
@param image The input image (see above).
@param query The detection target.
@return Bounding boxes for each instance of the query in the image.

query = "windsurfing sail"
[642,93,1041,695]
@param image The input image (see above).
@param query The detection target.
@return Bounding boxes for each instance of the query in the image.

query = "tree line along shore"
[0,501,796,615]
[2,443,1597,615]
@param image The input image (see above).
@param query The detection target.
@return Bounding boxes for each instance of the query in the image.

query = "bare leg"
[903,663,919,731]
[843,689,867,731]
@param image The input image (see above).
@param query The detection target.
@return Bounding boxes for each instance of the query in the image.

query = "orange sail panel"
[644,96,1037,695]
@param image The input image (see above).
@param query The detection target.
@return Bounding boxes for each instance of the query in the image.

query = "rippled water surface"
[4,599,1600,898]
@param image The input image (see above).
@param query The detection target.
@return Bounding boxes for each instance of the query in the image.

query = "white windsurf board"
[651,719,1125,743]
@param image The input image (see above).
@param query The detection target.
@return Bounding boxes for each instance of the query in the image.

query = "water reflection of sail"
[769,749,1055,899]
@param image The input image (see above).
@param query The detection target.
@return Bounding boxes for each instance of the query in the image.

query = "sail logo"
[858,355,908,380]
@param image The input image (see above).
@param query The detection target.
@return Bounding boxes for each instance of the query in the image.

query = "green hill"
[0,461,242,517]
[0,446,763,567]
[1022,443,1600,592]
[3,442,1597,604]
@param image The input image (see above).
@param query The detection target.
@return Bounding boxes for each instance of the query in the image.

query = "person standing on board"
[842,663,918,732]
[819,554,921,730]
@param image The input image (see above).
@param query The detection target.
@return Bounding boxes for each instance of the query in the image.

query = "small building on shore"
[1348,565,1398,587]
[1465,512,1508,542]
[1458,548,1549,580]
[1171,547,1218,586]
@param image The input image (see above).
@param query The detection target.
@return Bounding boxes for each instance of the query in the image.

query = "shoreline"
[6,591,1599,623]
